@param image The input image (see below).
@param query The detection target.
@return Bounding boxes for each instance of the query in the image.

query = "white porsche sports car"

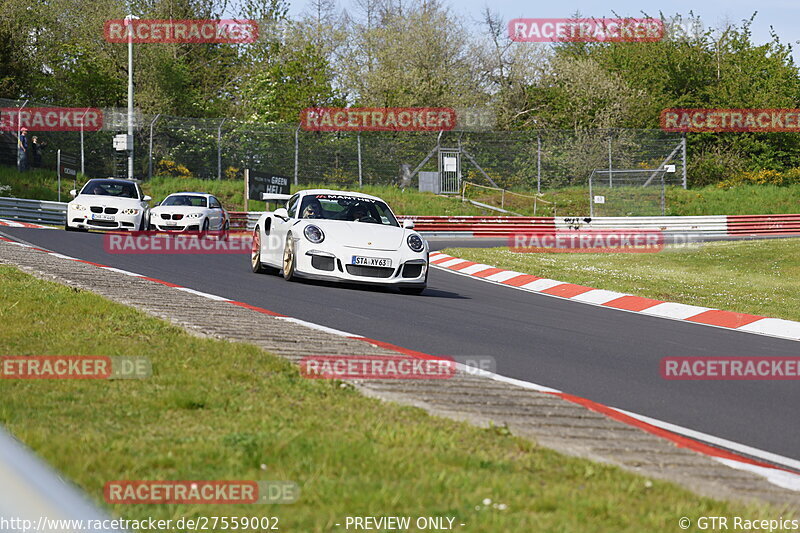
[250,189,429,294]
[65,178,151,232]
[149,192,229,233]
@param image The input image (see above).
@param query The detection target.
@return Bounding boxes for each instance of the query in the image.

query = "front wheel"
[282,234,297,281]
[251,227,269,274]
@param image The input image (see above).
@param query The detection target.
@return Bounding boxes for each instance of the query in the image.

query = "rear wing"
[262,193,291,203]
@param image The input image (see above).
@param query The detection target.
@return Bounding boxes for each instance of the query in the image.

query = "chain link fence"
[0,98,686,192]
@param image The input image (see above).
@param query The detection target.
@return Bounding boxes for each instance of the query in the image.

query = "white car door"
[208,196,223,229]
[264,194,298,264]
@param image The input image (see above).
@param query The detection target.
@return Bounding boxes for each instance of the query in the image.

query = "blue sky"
[288,0,800,56]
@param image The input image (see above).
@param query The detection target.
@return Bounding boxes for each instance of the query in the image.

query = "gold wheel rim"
[250,231,260,268]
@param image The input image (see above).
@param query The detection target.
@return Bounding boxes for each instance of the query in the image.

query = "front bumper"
[67,209,143,231]
[294,245,428,286]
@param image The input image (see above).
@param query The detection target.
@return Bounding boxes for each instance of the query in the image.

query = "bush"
[717,168,800,189]
[156,159,194,178]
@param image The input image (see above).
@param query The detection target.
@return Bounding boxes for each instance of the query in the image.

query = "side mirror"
[69,189,77,198]
[274,207,289,221]
[402,220,415,229]
[142,195,152,202]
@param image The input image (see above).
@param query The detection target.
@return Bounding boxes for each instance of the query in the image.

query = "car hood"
[73,195,146,208]
[151,206,208,215]
[308,220,405,250]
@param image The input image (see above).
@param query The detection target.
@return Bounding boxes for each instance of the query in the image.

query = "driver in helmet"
[301,197,323,219]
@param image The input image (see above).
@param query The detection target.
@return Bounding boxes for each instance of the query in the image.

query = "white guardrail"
[0,197,67,226]
[1,198,797,237]
[0,427,126,532]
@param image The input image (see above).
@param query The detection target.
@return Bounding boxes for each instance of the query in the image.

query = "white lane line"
[100,267,146,277]
[713,458,800,491]
[276,316,362,338]
[174,286,231,301]
[614,407,800,473]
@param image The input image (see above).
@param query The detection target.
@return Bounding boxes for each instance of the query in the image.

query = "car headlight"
[72,204,87,211]
[121,208,140,215]
[187,213,203,218]
[407,234,425,252]
[304,224,325,244]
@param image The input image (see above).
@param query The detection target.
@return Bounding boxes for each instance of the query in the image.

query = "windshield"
[298,194,399,226]
[162,195,207,207]
[80,180,139,199]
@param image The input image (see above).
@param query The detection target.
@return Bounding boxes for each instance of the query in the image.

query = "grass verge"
[442,238,800,321]
[0,264,776,531]
[2,164,799,217]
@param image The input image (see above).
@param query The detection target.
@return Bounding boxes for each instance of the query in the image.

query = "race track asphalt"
[2,227,798,464]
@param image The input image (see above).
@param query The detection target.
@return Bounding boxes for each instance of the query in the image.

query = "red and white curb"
[429,251,800,342]
[0,219,55,229]
[1,235,799,492]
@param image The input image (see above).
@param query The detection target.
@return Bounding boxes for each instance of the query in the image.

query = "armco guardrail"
[727,214,800,235]
[2,199,798,237]
[395,214,800,238]
[0,426,126,532]
[0,197,67,226]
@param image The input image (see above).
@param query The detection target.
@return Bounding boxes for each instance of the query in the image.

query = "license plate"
[92,214,114,221]
[352,256,392,267]
[165,221,177,226]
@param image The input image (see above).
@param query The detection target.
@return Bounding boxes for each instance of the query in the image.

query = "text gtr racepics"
[250,190,429,294]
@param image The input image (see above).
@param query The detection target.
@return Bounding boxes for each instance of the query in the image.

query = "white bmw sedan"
[250,189,429,294]
[149,192,229,233]
[65,178,151,231]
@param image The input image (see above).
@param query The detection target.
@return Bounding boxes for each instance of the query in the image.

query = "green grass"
[0,264,781,531]
[2,164,798,217]
[443,238,800,321]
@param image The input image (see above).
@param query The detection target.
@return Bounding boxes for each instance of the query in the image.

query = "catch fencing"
[0,98,686,192]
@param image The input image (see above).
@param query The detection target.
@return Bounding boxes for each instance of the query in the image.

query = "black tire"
[138,216,147,232]
[251,226,269,274]
[220,220,230,241]
[201,218,210,235]
[64,220,75,231]
[282,234,297,281]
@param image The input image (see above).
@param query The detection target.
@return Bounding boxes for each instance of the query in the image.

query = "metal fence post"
[681,133,687,189]
[357,132,363,188]
[79,107,89,176]
[217,118,227,180]
[294,124,300,186]
[608,133,613,188]
[57,150,61,202]
[148,113,160,181]
[537,134,542,194]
